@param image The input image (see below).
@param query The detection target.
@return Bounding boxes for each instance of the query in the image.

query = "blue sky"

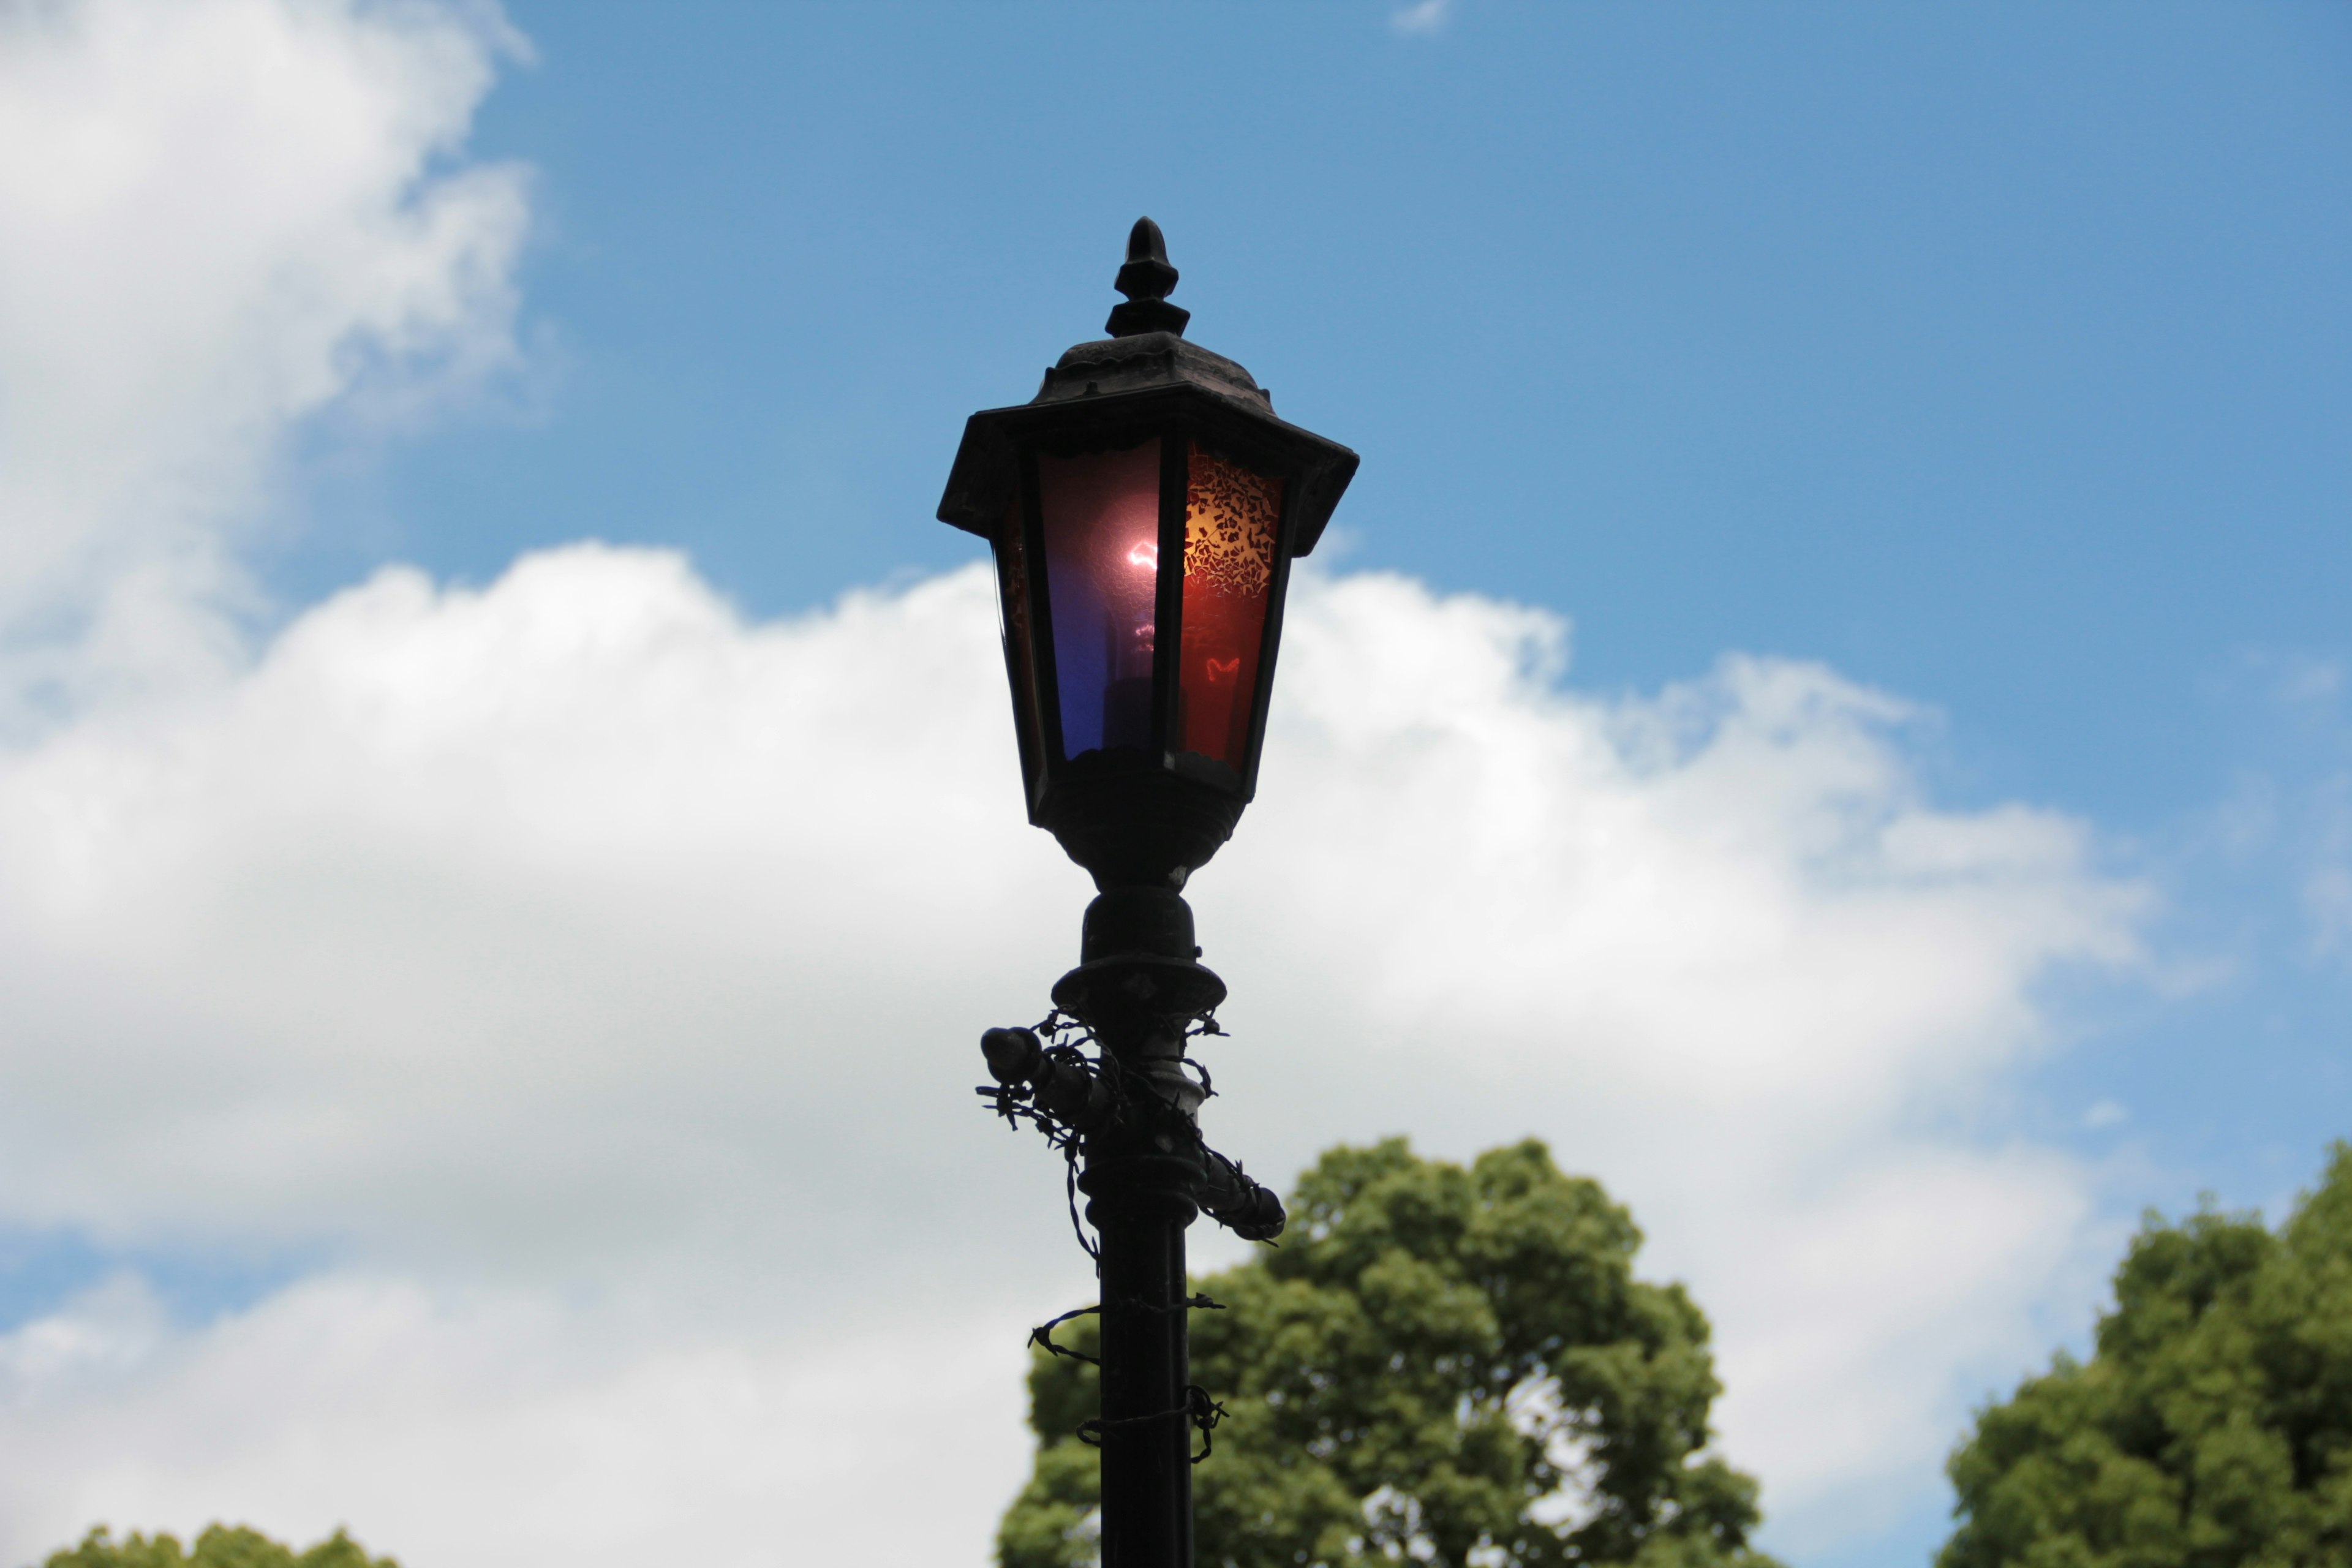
[301,2,2352,1210]
[1,4,2348,1566]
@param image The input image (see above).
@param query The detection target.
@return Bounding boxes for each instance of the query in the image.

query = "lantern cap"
[1106,217,1190,337]
[938,221,1358,557]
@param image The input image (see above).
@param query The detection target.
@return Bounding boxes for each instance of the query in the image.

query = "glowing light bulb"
[1126,540,1159,570]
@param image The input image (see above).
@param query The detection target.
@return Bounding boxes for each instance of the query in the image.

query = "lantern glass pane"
[1177,442,1283,769]
[1037,438,1163,760]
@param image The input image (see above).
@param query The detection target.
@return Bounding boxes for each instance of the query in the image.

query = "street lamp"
[942,219,1357,1568]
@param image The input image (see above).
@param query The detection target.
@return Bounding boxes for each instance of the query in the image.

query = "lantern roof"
[938,219,1357,554]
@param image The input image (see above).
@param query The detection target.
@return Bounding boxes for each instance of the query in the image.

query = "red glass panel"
[1036,439,1163,760]
[1178,442,1283,769]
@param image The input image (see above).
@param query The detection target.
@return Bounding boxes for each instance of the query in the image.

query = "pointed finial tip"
[1107,217,1188,337]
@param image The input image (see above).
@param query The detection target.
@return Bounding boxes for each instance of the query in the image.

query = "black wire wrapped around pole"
[975,886,1284,1568]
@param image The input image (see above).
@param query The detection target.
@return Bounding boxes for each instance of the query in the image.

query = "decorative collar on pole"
[1106,217,1191,338]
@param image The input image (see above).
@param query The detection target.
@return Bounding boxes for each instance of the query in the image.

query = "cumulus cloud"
[0,2,2150,1564]
[0,548,2141,1561]
[3,1272,1036,1566]
[0,0,526,719]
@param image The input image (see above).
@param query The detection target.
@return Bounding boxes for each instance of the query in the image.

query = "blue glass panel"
[1037,440,1161,760]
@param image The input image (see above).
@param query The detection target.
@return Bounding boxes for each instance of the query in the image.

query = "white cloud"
[0,548,2142,1562]
[1391,0,1454,37]
[1186,570,2140,1550]
[1,1273,1036,1567]
[0,0,526,722]
[0,3,2152,1564]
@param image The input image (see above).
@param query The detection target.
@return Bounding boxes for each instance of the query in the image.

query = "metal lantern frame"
[940,239,1357,889]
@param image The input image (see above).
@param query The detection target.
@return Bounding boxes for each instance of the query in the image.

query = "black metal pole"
[1055,889,1215,1568]
[1082,1058,1199,1568]
[974,888,1279,1568]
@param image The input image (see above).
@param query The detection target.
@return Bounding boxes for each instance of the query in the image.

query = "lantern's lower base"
[1039,767,1246,891]
[1052,885,1226,1037]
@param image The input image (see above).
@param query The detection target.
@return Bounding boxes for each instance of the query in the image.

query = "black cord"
[1076,1385,1228,1463]
[1065,1142,1099,1266]
[1028,1304,1101,1365]
[983,1003,1241,1462]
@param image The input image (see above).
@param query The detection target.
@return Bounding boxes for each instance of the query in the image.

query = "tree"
[42,1525,394,1568]
[1939,1142,2352,1568]
[1000,1137,1782,1568]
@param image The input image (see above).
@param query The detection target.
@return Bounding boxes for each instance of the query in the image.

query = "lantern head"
[939,219,1358,891]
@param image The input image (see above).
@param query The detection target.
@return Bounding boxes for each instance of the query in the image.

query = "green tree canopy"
[1940,1142,2352,1568]
[1000,1137,1781,1568]
[42,1524,393,1568]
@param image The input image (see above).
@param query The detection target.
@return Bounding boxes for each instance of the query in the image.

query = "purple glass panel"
[1037,439,1162,760]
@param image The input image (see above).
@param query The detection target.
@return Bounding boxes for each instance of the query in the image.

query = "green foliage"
[1000,1137,1782,1568]
[1940,1142,2352,1568]
[42,1525,394,1568]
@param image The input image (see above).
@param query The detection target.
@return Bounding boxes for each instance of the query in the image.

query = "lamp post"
[941,219,1357,1568]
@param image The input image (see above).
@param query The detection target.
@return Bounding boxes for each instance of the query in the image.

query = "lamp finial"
[1106,217,1190,338]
